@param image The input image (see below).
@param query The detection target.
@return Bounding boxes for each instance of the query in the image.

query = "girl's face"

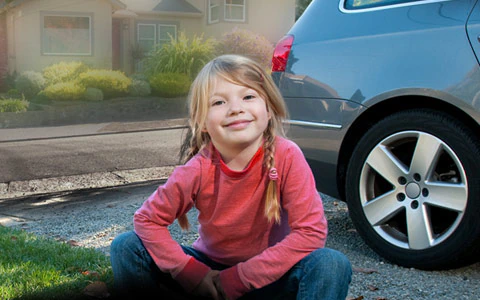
[204,77,271,154]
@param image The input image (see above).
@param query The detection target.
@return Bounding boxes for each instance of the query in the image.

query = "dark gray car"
[272,0,480,270]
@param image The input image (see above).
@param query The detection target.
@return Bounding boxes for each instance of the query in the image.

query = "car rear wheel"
[346,109,480,270]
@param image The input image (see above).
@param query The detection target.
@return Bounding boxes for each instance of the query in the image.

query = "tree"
[296,0,313,20]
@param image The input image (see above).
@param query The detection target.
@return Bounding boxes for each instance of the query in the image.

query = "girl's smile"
[224,119,252,129]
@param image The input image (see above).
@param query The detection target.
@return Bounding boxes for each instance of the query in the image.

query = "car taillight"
[272,34,294,72]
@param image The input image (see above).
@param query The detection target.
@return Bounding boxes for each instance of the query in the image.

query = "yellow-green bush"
[43,81,86,101]
[143,32,218,80]
[0,98,29,112]
[43,61,89,86]
[78,70,131,98]
[149,73,191,98]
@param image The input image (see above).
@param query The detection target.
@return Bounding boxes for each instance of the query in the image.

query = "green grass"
[0,226,113,300]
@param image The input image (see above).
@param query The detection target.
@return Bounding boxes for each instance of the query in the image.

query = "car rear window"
[344,0,426,10]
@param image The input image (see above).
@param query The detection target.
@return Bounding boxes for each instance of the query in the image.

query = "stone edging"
[0,166,177,200]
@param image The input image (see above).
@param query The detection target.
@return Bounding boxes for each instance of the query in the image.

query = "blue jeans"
[110,231,352,300]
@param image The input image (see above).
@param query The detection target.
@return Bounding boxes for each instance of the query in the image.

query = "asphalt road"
[0,125,185,183]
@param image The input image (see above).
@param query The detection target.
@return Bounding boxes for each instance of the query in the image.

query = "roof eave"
[1,0,127,14]
[134,10,203,18]
[109,0,126,10]
[0,0,27,13]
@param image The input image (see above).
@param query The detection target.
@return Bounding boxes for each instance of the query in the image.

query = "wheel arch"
[336,95,480,202]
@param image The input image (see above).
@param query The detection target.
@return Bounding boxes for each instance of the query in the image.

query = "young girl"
[110,54,352,300]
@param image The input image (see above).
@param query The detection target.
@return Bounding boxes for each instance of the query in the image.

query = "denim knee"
[295,248,352,299]
[310,248,352,280]
[110,231,149,275]
[110,231,137,256]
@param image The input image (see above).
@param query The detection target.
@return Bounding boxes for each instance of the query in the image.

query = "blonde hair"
[178,54,288,230]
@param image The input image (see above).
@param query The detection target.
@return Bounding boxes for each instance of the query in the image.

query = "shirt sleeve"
[133,157,211,292]
[219,140,328,299]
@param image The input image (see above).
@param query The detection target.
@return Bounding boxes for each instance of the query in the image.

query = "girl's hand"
[192,270,224,300]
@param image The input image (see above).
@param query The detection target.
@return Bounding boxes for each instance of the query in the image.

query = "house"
[0,0,295,91]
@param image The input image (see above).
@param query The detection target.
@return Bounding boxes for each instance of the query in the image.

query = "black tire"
[345,109,480,270]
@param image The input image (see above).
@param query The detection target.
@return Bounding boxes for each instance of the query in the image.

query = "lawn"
[0,225,113,300]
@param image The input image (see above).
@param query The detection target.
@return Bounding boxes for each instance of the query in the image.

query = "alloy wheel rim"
[359,131,468,250]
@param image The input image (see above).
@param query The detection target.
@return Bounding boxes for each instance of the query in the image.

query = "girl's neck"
[215,139,263,171]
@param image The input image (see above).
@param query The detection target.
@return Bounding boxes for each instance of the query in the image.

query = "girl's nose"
[228,98,244,114]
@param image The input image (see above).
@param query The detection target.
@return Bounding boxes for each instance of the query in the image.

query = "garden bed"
[0,96,188,129]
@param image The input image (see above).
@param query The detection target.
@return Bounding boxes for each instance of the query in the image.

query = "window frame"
[157,24,177,48]
[137,23,156,55]
[340,0,451,13]
[208,0,220,24]
[224,0,246,22]
[41,12,93,56]
[136,22,178,55]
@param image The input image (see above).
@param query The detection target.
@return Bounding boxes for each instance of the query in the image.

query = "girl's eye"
[244,94,256,100]
[212,100,225,106]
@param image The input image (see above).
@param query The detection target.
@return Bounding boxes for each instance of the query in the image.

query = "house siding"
[7,0,114,74]
[0,13,7,91]
[125,0,294,73]
[190,0,295,43]
[3,0,296,77]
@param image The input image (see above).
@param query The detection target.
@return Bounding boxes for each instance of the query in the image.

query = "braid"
[179,125,200,164]
[264,125,281,224]
[177,126,201,230]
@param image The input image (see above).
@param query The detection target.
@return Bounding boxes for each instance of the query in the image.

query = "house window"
[208,0,220,24]
[137,23,177,55]
[137,24,156,54]
[42,13,92,55]
[158,25,177,48]
[224,0,245,22]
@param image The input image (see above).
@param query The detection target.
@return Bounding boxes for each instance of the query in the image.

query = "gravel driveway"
[2,182,479,300]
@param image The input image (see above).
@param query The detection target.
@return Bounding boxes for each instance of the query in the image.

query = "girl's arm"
[133,159,212,293]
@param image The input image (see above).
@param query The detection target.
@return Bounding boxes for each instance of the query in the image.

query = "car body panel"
[467,0,480,66]
[275,0,480,199]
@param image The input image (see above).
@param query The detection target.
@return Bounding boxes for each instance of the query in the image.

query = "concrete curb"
[0,166,176,200]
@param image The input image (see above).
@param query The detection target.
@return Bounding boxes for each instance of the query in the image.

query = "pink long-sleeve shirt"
[133,136,327,299]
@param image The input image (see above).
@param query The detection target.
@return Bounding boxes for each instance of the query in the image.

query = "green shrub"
[31,90,51,104]
[43,81,86,101]
[143,32,218,79]
[43,61,89,86]
[14,71,46,99]
[5,88,22,98]
[129,79,151,97]
[84,87,104,101]
[3,71,18,92]
[220,28,274,69]
[0,98,29,112]
[78,69,131,98]
[129,73,148,82]
[149,73,191,98]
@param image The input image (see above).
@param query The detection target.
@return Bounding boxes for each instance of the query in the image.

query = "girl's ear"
[267,105,273,120]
